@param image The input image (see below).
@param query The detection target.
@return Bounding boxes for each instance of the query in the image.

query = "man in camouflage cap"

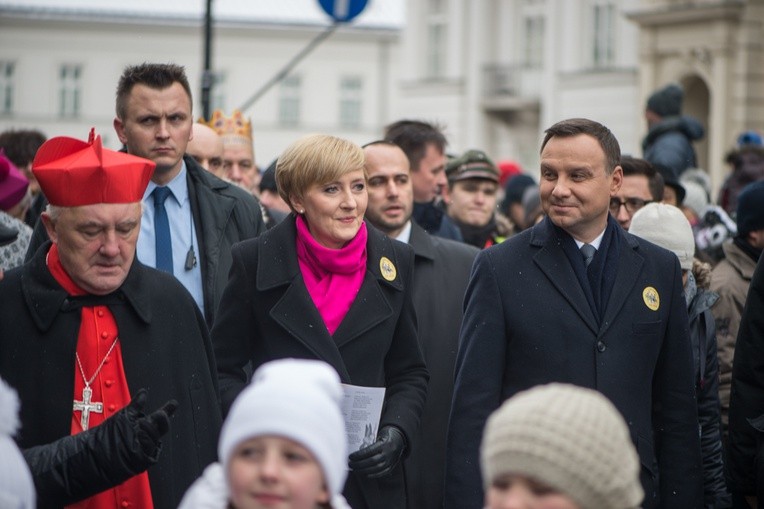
[444,149,512,249]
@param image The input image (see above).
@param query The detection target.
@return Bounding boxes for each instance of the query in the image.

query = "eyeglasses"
[609,197,652,215]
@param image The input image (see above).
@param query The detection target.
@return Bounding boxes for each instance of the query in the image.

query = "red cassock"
[47,244,154,509]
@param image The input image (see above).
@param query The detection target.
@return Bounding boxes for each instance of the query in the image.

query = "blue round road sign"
[318,0,369,22]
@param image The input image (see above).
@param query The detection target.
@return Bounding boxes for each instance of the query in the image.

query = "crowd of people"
[0,63,763,509]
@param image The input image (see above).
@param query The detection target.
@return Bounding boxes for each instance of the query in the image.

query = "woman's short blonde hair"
[276,134,366,212]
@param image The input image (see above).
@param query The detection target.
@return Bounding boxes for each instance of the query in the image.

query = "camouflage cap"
[446,149,499,183]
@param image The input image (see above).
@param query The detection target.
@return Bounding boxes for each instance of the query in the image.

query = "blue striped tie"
[153,186,173,274]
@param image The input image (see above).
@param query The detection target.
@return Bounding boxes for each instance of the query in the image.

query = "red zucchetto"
[32,128,155,206]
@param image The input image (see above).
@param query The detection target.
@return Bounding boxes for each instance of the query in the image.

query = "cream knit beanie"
[629,202,695,270]
[481,383,643,509]
[218,359,348,502]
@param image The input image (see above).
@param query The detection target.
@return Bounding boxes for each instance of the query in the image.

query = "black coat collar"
[22,242,153,333]
[256,216,405,293]
[527,216,643,335]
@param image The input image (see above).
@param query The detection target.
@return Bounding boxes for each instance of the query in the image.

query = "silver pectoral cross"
[73,386,103,431]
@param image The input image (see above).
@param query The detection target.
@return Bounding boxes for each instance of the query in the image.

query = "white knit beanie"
[481,383,643,509]
[628,202,695,270]
[218,359,348,501]
[680,180,710,219]
[0,377,36,509]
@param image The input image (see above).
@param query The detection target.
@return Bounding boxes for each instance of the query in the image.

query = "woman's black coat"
[212,217,428,509]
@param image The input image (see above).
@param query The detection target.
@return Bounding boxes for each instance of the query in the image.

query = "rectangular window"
[523,15,545,68]
[426,0,447,78]
[339,76,362,129]
[278,75,301,127]
[593,2,616,68]
[0,61,14,114]
[59,64,82,117]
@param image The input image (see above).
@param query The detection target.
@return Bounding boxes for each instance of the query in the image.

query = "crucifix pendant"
[73,385,103,431]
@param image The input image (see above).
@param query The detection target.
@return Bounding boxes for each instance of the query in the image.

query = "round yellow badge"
[380,256,397,282]
[642,286,660,311]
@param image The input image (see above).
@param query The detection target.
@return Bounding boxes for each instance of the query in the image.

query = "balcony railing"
[482,63,541,112]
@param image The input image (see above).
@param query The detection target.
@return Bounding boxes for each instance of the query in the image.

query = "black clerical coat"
[0,243,221,509]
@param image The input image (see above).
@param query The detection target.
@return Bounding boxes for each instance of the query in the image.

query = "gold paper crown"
[202,109,253,141]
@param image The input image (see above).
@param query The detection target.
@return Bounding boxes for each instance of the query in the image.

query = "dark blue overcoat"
[445,216,703,509]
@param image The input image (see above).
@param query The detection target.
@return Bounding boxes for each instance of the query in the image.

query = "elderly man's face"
[223,142,258,194]
[187,124,224,176]
[42,202,142,295]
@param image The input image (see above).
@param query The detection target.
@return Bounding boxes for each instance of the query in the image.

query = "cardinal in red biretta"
[0,129,221,509]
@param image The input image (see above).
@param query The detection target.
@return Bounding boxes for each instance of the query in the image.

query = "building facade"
[0,0,403,167]
[396,0,764,194]
[2,0,763,193]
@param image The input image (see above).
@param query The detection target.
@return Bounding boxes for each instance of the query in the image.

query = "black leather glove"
[348,426,406,478]
[23,388,178,505]
[128,389,178,456]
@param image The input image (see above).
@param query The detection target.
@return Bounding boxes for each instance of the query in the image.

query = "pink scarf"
[295,215,368,335]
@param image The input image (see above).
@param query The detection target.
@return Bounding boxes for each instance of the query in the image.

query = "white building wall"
[0,1,403,166]
[395,0,644,175]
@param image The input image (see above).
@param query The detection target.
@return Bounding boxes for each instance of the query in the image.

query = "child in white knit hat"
[179,358,350,509]
[480,383,643,509]
[0,377,36,509]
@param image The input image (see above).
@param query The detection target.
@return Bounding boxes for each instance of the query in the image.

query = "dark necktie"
[153,186,173,274]
[581,243,596,268]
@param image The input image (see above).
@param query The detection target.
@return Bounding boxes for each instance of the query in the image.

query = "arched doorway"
[681,75,710,172]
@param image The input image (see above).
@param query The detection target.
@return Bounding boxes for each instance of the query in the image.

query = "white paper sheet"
[340,384,386,453]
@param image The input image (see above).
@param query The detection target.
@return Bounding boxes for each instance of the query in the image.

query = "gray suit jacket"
[403,222,478,509]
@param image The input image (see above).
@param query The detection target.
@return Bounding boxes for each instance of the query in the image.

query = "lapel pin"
[380,256,396,282]
[642,286,660,311]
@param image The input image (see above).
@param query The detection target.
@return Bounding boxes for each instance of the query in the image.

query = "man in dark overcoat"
[445,118,703,509]
[363,140,478,509]
[0,131,221,508]
[728,253,764,506]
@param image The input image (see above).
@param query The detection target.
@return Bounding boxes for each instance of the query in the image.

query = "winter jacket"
[717,146,764,216]
[643,115,704,177]
[451,213,513,249]
[412,201,463,242]
[178,463,353,509]
[710,241,758,437]
[686,275,730,508]
[728,255,764,497]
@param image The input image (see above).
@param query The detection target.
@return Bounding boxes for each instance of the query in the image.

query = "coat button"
[101,331,109,339]
[109,404,117,412]
[105,380,113,388]
[121,500,130,508]
[597,341,606,352]
[97,309,104,317]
